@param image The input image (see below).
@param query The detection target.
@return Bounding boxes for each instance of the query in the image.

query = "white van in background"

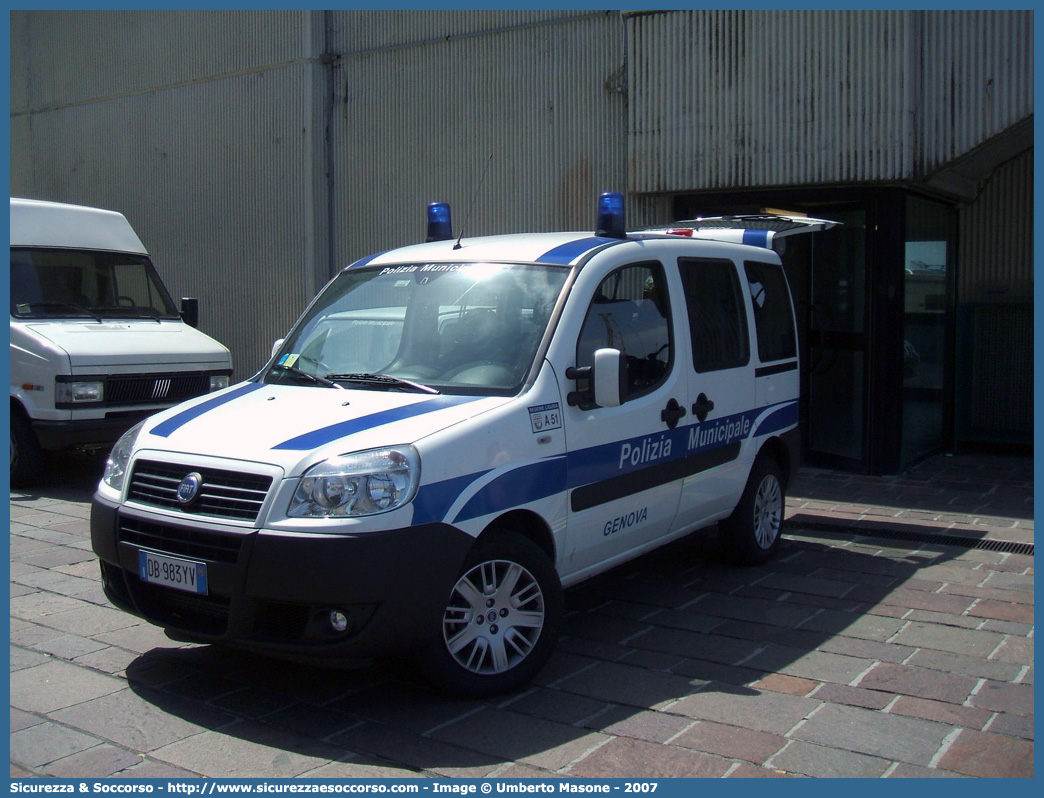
[9,198,233,487]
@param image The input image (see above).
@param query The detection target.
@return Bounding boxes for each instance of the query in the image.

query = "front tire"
[422,529,562,697]
[10,411,43,489]
[719,456,785,565]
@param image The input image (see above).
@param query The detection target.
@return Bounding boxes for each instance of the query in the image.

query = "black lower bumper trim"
[91,495,477,661]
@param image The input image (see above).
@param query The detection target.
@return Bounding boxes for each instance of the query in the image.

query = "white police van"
[10,198,233,486]
[91,194,832,696]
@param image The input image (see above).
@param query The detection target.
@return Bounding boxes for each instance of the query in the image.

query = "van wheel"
[10,411,43,489]
[422,530,562,697]
[719,457,785,565]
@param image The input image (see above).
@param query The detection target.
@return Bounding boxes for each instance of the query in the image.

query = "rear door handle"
[692,393,715,422]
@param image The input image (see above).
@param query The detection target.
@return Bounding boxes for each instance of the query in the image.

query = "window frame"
[679,256,751,374]
[743,259,798,364]
[574,260,674,402]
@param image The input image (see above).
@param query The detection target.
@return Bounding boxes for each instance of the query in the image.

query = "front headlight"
[102,419,147,491]
[55,379,104,405]
[209,374,231,392]
[288,447,420,519]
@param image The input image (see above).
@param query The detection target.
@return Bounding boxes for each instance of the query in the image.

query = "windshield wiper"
[271,363,342,388]
[88,305,167,321]
[16,301,102,322]
[325,373,439,394]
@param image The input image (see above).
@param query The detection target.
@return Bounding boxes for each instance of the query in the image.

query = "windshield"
[10,248,181,320]
[265,262,570,395]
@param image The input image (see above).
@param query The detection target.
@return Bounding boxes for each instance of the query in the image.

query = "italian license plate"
[138,550,208,596]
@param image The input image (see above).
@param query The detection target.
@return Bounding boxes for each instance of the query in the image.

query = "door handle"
[661,398,686,429]
[692,393,715,422]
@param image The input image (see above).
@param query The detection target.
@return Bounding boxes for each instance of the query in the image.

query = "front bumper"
[90,495,476,660]
[33,412,156,451]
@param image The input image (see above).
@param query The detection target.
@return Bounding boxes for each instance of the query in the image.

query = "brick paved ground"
[9,452,1034,778]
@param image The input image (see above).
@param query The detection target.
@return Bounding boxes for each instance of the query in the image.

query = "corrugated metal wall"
[627,10,1033,193]
[10,10,628,376]
[958,149,1034,303]
[324,10,627,265]
[9,10,330,378]
[920,12,1035,172]
[9,8,1032,390]
[953,149,1034,444]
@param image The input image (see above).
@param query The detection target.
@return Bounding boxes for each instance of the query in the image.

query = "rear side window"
[744,261,797,362]
[680,258,749,372]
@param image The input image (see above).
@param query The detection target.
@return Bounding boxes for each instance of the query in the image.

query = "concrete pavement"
[9,451,1033,778]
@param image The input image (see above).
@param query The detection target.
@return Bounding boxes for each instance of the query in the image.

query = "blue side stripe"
[413,471,492,526]
[149,383,265,438]
[537,237,616,265]
[751,400,798,437]
[742,229,771,248]
[419,400,797,525]
[272,395,478,451]
[452,457,568,524]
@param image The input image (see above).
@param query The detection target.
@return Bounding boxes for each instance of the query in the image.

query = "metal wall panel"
[330,10,602,52]
[10,10,317,111]
[324,11,627,268]
[921,11,1034,172]
[627,10,1032,194]
[958,149,1034,302]
[11,11,329,378]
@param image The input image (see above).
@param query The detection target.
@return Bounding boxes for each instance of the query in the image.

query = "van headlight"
[288,447,420,518]
[102,420,147,491]
[55,379,104,405]
[209,374,231,392]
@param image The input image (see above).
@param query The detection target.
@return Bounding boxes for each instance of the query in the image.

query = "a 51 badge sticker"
[528,402,562,434]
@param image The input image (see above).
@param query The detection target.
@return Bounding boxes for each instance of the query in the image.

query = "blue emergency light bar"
[426,202,453,242]
[596,192,626,239]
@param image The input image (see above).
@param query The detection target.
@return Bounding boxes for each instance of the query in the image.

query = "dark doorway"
[673,189,955,475]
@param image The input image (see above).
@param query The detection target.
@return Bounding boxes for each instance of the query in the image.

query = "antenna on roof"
[454,152,493,250]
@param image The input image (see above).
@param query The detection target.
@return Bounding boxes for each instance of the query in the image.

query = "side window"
[576,262,671,396]
[744,261,797,362]
[680,258,749,372]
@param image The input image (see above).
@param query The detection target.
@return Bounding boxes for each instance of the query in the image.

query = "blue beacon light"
[595,192,626,239]
[426,202,453,242]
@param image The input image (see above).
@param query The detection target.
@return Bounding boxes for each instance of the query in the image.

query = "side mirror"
[567,348,628,408]
[592,348,627,408]
[271,339,284,360]
[180,297,200,328]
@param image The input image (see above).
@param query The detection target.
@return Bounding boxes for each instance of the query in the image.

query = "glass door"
[901,196,955,466]
[803,210,869,469]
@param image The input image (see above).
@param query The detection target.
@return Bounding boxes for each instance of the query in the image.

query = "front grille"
[106,372,213,406]
[118,517,243,564]
[128,460,272,522]
[56,371,222,410]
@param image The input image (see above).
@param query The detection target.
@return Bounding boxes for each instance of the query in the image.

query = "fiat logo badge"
[176,472,203,505]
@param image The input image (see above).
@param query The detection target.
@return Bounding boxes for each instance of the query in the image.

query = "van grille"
[56,371,225,409]
[128,460,272,522]
[106,372,213,406]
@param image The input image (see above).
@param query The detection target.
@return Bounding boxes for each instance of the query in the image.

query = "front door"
[561,260,686,575]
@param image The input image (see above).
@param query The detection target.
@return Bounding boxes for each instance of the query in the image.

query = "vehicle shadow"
[9,450,108,500]
[121,518,989,776]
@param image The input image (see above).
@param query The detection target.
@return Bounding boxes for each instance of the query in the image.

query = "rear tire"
[10,411,43,488]
[421,529,562,697]
[719,456,785,565]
